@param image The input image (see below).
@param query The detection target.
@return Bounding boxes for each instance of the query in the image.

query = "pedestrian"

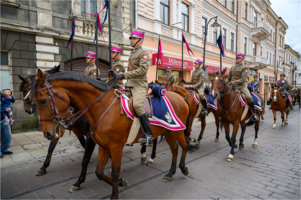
[1,90,13,157]
[1,89,15,125]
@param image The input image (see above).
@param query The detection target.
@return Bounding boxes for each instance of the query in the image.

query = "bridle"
[211,75,231,98]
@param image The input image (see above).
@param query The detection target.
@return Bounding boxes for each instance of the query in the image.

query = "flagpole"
[156,35,160,82]
[95,4,99,78]
[71,12,73,71]
[108,0,112,69]
[220,27,222,72]
[181,29,184,80]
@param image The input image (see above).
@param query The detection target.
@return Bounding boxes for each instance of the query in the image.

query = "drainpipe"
[275,21,278,80]
[235,0,238,58]
[135,0,137,28]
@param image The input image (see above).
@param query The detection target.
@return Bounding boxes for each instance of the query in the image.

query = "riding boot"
[201,99,208,116]
[249,102,259,121]
[286,99,290,111]
[138,113,154,147]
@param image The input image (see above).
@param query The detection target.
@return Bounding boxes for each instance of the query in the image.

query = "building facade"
[0,0,133,132]
[296,52,301,89]
[284,44,299,85]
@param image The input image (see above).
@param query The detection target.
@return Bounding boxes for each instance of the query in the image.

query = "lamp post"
[172,21,183,80]
[203,16,219,71]
[211,18,221,71]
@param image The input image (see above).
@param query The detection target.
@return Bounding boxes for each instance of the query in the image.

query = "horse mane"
[19,75,36,92]
[46,71,108,91]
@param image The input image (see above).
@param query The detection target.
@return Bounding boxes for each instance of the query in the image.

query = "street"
[1,108,300,199]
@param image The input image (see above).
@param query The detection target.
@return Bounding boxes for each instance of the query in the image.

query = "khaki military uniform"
[124,46,150,116]
[275,80,289,94]
[157,72,176,86]
[102,58,125,86]
[226,64,253,103]
[248,81,259,92]
[84,63,100,78]
[186,69,205,100]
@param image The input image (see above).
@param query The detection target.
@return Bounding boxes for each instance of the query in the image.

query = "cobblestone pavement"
[1,108,300,199]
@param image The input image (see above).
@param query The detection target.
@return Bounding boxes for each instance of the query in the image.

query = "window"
[90,0,97,14]
[202,17,207,39]
[260,46,262,56]
[223,29,227,49]
[267,51,268,59]
[244,38,247,55]
[1,51,8,65]
[245,3,248,20]
[213,29,217,45]
[270,30,272,41]
[270,53,272,64]
[0,51,10,90]
[182,3,189,32]
[231,0,235,13]
[253,43,256,56]
[160,0,170,25]
[81,0,86,13]
[231,33,234,51]
[273,54,274,65]
[254,11,257,22]
[273,32,275,43]
[223,0,227,7]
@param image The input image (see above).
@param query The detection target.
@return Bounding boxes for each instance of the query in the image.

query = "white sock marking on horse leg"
[141,153,146,158]
[254,138,258,145]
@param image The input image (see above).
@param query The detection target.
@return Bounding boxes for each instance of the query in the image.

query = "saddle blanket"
[192,89,218,110]
[120,94,186,131]
[238,92,262,111]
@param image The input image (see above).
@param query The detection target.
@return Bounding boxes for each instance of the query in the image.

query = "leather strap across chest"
[232,66,239,80]
[193,72,198,84]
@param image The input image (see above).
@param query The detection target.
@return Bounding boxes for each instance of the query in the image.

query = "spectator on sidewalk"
[1,89,15,125]
[1,90,13,158]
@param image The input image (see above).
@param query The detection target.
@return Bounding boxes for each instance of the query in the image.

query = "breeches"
[131,85,148,116]
[239,86,253,103]
[196,88,205,100]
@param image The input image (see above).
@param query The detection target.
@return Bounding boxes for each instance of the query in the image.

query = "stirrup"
[138,135,153,147]
[252,114,259,122]
[201,109,208,116]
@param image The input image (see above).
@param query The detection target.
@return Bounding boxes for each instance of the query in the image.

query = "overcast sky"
[270,0,301,53]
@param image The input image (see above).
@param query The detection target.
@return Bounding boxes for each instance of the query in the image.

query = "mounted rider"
[274,74,291,111]
[112,29,153,146]
[248,75,260,93]
[85,51,100,78]
[155,64,176,86]
[100,45,125,86]
[181,59,208,116]
[226,54,259,121]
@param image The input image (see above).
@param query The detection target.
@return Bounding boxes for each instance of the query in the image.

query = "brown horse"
[18,69,97,193]
[210,69,264,162]
[270,86,292,128]
[32,70,190,199]
[165,80,221,144]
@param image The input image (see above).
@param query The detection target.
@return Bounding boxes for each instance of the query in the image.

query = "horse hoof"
[281,123,285,127]
[146,158,153,166]
[234,144,238,148]
[88,159,92,165]
[227,154,233,162]
[195,140,200,145]
[252,144,258,148]
[183,167,189,176]
[215,138,219,142]
[141,154,147,163]
[69,186,80,193]
[272,124,276,129]
[162,138,166,142]
[36,169,47,176]
[119,178,128,187]
[190,138,196,143]
[239,145,244,150]
[162,176,173,183]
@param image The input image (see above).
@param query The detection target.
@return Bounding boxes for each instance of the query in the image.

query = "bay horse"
[18,66,96,193]
[32,69,190,199]
[165,80,221,144]
[210,69,264,162]
[270,86,292,128]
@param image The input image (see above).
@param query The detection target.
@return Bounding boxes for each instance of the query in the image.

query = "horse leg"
[146,138,158,166]
[285,110,289,125]
[239,121,246,150]
[162,133,178,183]
[69,134,96,193]
[196,117,206,144]
[110,147,125,199]
[175,132,189,176]
[253,120,260,148]
[227,122,239,162]
[140,145,147,163]
[224,122,231,147]
[36,137,59,176]
[214,111,220,142]
[272,109,277,129]
[281,110,285,127]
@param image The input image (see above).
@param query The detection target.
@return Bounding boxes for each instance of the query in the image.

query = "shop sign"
[269,77,275,82]
[152,53,193,70]
[264,76,268,81]
[205,65,230,76]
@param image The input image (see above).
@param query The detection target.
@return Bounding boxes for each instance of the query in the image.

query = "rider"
[226,54,259,121]
[85,51,100,78]
[112,29,153,146]
[181,59,208,116]
[155,64,176,86]
[274,74,290,111]
[100,45,125,86]
[248,75,260,93]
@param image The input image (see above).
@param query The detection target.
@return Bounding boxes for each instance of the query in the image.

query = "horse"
[32,69,190,199]
[18,66,96,193]
[165,80,221,144]
[270,86,293,128]
[210,69,264,162]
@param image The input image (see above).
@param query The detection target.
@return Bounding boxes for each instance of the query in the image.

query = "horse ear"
[37,69,45,86]
[18,75,27,83]
[170,79,174,86]
[222,68,226,75]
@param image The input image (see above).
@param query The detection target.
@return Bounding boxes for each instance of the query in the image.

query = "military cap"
[87,51,97,59]
[129,29,145,39]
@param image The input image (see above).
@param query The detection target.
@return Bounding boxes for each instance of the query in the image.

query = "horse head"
[35,69,70,141]
[210,68,227,99]
[271,85,280,102]
[165,79,175,92]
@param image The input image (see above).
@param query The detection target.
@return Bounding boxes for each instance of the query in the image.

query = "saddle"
[120,87,154,118]
[234,88,249,105]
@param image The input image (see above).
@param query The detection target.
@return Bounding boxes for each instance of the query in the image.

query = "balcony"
[278,46,284,55]
[249,56,269,69]
[250,21,270,41]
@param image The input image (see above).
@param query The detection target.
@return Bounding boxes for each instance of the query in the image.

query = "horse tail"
[219,116,223,132]
[183,99,190,138]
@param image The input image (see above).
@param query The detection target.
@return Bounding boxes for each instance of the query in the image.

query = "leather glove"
[114,72,125,80]
[155,80,159,84]
[181,79,186,84]
[185,87,194,90]
[227,82,233,87]
[96,77,103,81]
[107,69,115,77]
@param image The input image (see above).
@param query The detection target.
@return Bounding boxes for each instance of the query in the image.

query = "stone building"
[284,44,299,85]
[0,0,134,132]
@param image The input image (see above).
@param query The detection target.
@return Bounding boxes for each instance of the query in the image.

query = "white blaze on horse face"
[215,77,218,80]
[24,90,31,100]
[212,89,215,96]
